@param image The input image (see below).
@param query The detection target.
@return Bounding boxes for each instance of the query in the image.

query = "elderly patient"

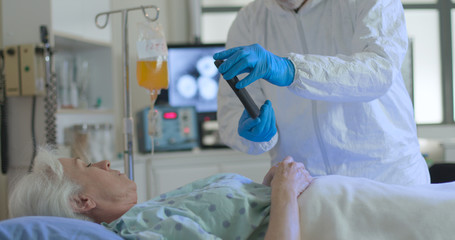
[9,148,312,240]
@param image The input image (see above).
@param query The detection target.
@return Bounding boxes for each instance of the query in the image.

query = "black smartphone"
[214,60,260,119]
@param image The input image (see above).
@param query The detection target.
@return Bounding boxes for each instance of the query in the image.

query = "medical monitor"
[166,44,225,113]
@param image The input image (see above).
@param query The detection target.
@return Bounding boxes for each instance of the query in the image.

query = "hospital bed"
[1,174,455,240]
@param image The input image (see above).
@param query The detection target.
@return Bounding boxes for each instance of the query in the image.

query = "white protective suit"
[217,0,430,185]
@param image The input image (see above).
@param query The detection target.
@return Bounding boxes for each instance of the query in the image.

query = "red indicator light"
[163,112,178,119]
[183,127,190,134]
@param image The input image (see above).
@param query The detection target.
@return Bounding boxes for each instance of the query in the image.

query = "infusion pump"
[137,105,199,153]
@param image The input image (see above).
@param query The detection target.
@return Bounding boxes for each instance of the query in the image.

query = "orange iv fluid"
[136,60,168,91]
[136,21,168,141]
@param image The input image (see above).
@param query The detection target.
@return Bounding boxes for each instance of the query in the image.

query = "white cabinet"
[52,0,114,113]
[110,149,271,203]
[51,0,116,161]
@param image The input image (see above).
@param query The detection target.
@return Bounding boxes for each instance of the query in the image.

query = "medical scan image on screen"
[168,45,225,113]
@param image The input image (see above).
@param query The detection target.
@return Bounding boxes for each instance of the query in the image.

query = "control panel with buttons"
[137,105,199,153]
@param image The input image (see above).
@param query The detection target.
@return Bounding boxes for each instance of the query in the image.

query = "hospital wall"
[0,0,6,222]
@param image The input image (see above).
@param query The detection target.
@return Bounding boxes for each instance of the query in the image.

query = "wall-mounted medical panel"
[20,44,45,96]
[3,46,20,96]
[3,44,45,97]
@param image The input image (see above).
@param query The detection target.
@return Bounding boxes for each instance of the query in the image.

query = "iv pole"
[95,6,160,181]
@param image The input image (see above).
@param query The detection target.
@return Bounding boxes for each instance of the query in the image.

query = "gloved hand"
[238,100,277,142]
[213,44,295,89]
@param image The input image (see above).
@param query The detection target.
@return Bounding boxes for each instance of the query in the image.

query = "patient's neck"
[89,201,136,224]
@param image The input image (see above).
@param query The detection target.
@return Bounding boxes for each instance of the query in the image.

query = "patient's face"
[59,158,137,204]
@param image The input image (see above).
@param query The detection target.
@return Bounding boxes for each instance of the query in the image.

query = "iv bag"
[136,21,169,92]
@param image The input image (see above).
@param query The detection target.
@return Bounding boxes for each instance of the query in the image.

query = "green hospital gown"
[103,173,271,240]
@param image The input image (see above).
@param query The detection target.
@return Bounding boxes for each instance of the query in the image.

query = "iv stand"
[95,6,160,181]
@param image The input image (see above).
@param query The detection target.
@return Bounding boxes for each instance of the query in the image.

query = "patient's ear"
[71,194,96,213]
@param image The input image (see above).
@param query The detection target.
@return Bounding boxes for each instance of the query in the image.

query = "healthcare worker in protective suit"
[214,0,430,185]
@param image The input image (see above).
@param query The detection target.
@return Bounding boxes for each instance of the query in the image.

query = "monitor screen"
[166,44,225,113]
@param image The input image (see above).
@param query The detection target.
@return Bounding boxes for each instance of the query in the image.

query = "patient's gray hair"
[8,147,92,221]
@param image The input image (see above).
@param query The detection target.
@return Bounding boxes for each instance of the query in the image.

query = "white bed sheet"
[298,175,455,240]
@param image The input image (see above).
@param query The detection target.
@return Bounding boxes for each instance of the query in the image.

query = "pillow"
[0,216,123,240]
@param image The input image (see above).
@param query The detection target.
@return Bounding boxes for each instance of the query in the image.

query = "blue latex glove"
[238,100,277,142]
[213,44,295,89]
